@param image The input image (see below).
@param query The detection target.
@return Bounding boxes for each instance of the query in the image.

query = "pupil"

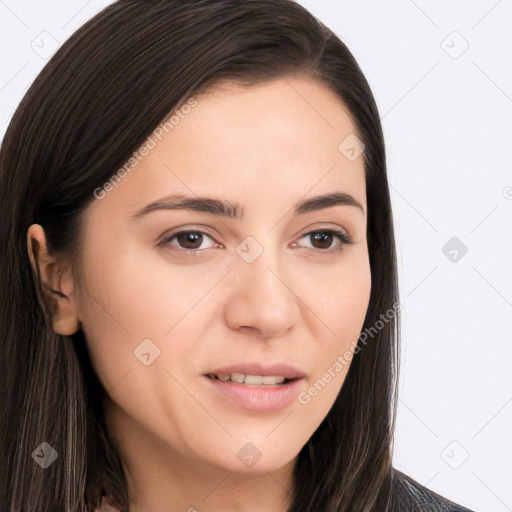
[311,232,332,249]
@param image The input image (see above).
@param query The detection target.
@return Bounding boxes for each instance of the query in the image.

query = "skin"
[27,77,371,512]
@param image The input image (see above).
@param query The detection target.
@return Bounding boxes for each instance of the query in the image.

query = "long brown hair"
[0,1,400,510]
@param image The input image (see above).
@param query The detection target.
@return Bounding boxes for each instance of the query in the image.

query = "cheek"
[312,253,371,341]
[305,255,371,386]
[295,265,370,424]
[76,246,223,381]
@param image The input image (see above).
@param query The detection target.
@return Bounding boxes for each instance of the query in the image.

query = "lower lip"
[203,376,303,412]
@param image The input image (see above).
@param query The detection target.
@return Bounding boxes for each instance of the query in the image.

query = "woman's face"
[74,77,370,478]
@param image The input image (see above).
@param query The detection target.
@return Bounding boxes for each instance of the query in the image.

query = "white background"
[1,1,511,511]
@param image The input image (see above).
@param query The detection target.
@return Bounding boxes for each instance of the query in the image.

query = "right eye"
[158,230,220,257]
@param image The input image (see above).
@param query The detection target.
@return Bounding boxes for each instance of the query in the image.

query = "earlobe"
[26,224,82,336]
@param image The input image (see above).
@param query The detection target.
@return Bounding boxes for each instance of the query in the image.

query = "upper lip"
[205,362,305,380]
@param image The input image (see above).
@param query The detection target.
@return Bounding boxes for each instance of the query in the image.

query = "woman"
[0,1,475,511]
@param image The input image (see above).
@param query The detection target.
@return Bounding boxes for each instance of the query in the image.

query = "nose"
[224,244,301,338]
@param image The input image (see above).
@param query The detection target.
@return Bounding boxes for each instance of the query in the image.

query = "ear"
[26,224,82,336]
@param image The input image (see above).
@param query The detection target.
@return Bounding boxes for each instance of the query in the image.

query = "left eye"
[158,229,353,256]
[296,230,353,251]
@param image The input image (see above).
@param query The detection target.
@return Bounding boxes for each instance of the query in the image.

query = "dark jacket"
[390,468,475,511]
[95,468,476,511]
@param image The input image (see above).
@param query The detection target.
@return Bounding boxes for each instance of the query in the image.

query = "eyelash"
[157,229,353,257]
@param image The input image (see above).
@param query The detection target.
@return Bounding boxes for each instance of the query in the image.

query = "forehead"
[89,77,366,218]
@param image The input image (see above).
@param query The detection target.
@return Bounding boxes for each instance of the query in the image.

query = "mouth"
[205,373,298,386]
[202,363,305,412]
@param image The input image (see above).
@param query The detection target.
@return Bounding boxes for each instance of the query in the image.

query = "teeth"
[244,375,263,385]
[262,375,285,384]
[210,373,287,385]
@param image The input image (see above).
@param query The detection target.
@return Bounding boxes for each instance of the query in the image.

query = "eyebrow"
[130,191,365,221]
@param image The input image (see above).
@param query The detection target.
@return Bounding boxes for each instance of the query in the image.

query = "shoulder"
[389,467,476,512]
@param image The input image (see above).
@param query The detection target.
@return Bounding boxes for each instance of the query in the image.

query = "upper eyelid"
[161,221,351,238]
